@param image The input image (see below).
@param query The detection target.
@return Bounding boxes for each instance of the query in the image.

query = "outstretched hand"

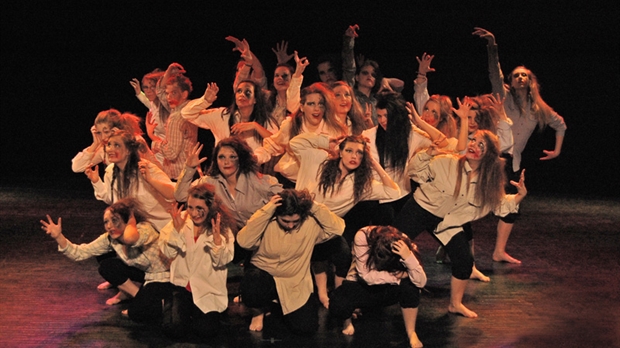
[40,214,62,238]
[345,24,359,38]
[416,52,436,75]
[186,142,207,168]
[540,150,560,161]
[84,164,100,183]
[203,82,219,104]
[510,169,527,197]
[472,27,496,45]
[452,97,473,121]
[211,213,222,246]
[169,203,187,232]
[272,40,294,64]
[129,78,142,95]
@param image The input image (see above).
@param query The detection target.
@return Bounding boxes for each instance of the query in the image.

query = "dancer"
[237,189,345,335]
[329,225,426,348]
[473,27,566,263]
[393,129,527,318]
[40,199,171,318]
[159,183,235,339]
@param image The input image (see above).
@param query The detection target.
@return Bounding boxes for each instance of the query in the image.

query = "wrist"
[416,71,426,77]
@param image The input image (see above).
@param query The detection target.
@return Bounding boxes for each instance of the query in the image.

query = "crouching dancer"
[237,189,345,335]
[40,199,172,321]
[329,226,426,348]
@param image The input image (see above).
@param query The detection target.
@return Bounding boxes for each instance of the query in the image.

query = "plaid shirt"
[60,222,171,284]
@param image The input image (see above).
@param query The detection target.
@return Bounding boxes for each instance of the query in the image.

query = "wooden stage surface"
[0,182,618,348]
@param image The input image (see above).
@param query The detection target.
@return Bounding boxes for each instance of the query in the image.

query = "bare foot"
[409,332,423,348]
[342,318,355,335]
[97,281,113,290]
[105,291,128,305]
[470,266,490,282]
[448,303,478,318]
[121,309,129,317]
[249,313,264,332]
[318,293,330,309]
[493,251,522,264]
[233,295,242,303]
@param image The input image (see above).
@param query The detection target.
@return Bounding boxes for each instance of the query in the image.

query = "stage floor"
[1,182,618,348]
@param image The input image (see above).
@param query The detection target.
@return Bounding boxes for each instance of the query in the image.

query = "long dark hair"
[365,226,422,272]
[207,136,260,178]
[375,92,411,175]
[109,130,145,202]
[187,183,236,238]
[225,80,277,143]
[317,135,373,204]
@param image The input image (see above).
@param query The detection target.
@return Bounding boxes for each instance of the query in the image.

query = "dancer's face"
[339,141,364,172]
[376,108,388,130]
[422,101,440,127]
[103,210,126,239]
[187,196,209,227]
[301,93,325,128]
[333,85,353,116]
[276,214,302,232]
[216,146,239,179]
[317,62,337,84]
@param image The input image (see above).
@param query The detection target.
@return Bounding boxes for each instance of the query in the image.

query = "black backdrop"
[2,1,619,197]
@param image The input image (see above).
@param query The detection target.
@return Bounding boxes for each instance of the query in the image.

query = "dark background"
[2,1,619,197]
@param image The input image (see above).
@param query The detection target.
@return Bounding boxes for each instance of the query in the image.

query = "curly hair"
[105,198,154,225]
[290,83,348,138]
[453,130,506,211]
[330,81,368,135]
[508,66,557,130]
[108,130,145,202]
[94,109,143,137]
[225,80,277,143]
[375,92,411,174]
[187,183,236,238]
[207,136,259,177]
[365,226,422,272]
[274,188,314,223]
[317,135,373,204]
[166,74,193,94]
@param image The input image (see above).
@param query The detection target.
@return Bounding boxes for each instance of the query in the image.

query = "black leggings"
[98,257,145,286]
[161,285,222,339]
[329,278,421,321]
[392,198,474,280]
[241,265,319,336]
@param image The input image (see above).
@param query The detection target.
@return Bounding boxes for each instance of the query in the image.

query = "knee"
[452,255,474,280]
[398,279,421,308]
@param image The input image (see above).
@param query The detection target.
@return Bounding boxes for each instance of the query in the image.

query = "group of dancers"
[40,25,565,347]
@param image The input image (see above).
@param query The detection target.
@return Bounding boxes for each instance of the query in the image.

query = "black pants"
[128,281,174,325]
[392,198,474,280]
[162,285,222,339]
[98,257,145,286]
[329,278,421,321]
[310,236,351,278]
[241,264,319,336]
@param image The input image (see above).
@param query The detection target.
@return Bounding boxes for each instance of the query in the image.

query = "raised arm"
[342,24,359,87]
[406,101,448,148]
[472,27,506,96]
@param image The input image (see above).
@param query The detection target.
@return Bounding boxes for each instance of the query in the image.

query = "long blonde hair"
[508,66,557,130]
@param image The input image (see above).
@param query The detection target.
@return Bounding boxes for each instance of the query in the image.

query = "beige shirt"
[409,152,520,244]
[237,200,345,314]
